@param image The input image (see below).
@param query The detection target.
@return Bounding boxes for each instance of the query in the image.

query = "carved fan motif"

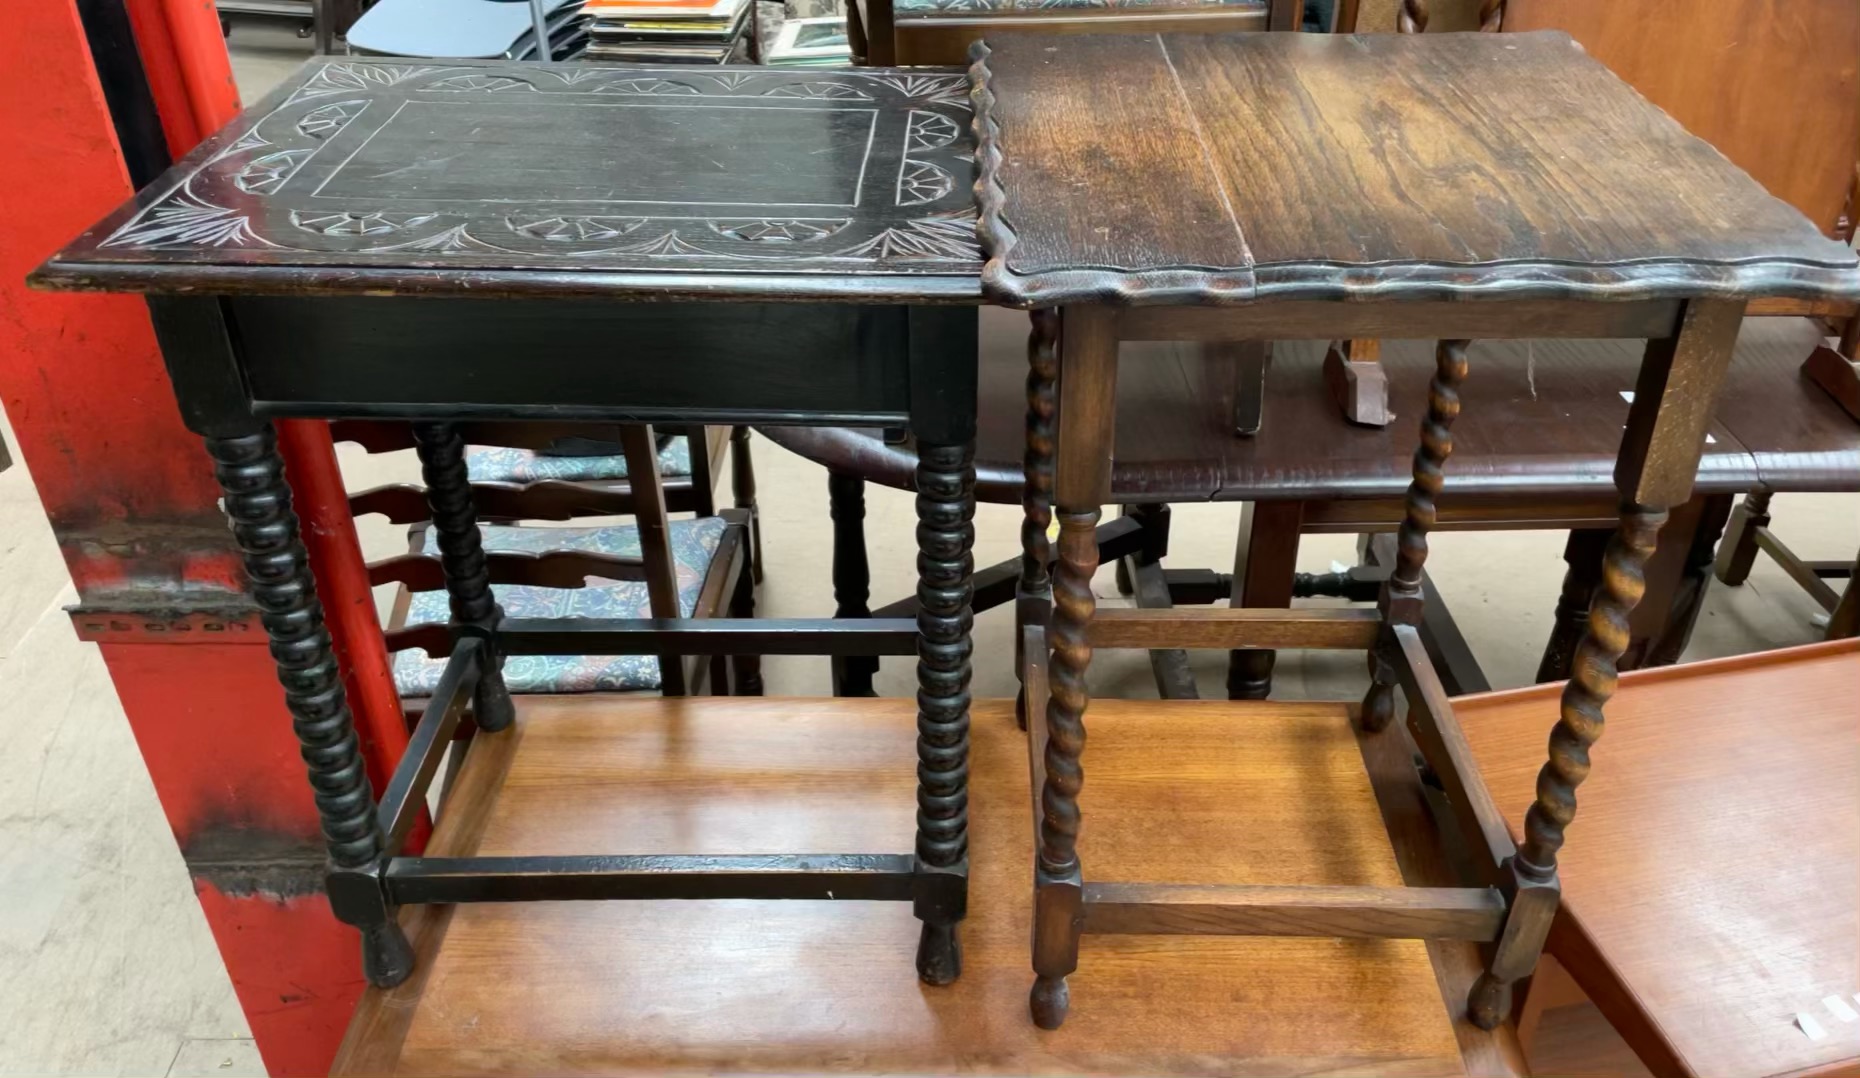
[907,111,961,151]
[291,63,448,102]
[102,192,269,249]
[763,81,873,100]
[425,74,537,92]
[836,210,980,260]
[508,215,647,241]
[235,150,314,194]
[614,231,709,256]
[590,78,702,95]
[291,210,440,236]
[296,101,366,139]
[711,219,850,243]
[897,160,955,206]
[859,73,969,103]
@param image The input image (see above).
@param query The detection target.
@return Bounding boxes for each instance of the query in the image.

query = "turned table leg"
[1362,338,1469,733]
[828,470,877,697]
[410,421,515,732]
[207,427,413,987]
[1470,298,1744,1029]
[913,439,974,984]
[1016,309,1058,730]
[1030,306,1117,1029]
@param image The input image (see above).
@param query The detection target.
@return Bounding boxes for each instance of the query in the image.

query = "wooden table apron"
[31,59,988,993]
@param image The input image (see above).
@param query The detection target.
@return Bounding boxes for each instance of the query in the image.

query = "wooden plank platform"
[334,696,1496,1076]
[1456,639,1860,1077]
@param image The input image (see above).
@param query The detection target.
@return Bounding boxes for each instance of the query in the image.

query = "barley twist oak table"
[970,29,1860,1030]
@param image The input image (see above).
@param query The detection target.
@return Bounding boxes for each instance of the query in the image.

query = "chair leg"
[1637,493,1729,669]
[828,470,878,697]
[206,427,412,988]
[912,439,973,986]
[1225,500,1304,699]
[410,421,515,733]
[1713,489,1771,586]
[729,556,763,697]
[1536,529,1610,683]
[731,426,763,585]
[1828,550,1860,640]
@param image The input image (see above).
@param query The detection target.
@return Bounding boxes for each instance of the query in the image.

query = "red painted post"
[2,3,409,1073]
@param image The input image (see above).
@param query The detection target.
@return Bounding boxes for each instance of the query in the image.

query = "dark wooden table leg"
[1637,492,1730,668]
[731,426,764,585]
[1226,500,1305,700]
[411,421,515,732]
[1030,305,1116,1030]
[207,426,413,987]
[1536,529,1610,683]
[1227,340,1270,437]
[1365,339,1470,735]
[1472,298,1745,1029]
[913,438,974,984]
[1016,309,1057,730]
[905,305,975,986]
[829,470,878,698]
[1713,488,1771,586]
[1828,549,1860,639]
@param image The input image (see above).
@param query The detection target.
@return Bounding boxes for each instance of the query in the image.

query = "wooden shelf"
[1456,639,1860,1077]
[335,695,1493,1076]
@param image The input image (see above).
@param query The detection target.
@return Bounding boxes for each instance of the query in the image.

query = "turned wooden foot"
[1467,970,1510,1030]
[915,920,962,986]
[1030,974,1070,1029]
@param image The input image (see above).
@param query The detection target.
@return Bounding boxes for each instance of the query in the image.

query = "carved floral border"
[99,61,980,268]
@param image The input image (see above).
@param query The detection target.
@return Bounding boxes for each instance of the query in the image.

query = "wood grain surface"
[1455,639,1860,1077]
[971,31,1860,306]
[335,696,1477,1075]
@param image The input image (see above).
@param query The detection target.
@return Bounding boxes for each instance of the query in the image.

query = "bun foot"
[361,917,415,988]
[1358,678,1395,734]
[916,921,961,986]
[1030,974,1070,1029]
[1467,971,1510,1030]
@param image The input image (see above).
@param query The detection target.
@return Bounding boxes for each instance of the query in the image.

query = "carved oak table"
[32,59,983,990]
[970,30,1860,1030]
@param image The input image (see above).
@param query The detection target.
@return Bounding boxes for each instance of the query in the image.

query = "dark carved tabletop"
[970,31,1860,307]
[34,60,981,302]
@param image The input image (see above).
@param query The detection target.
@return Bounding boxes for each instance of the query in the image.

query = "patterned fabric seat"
[392,516,727,696]
[463,436,692,484]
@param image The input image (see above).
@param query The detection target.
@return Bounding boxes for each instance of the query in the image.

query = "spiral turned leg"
[1468,506,1666,1029]
[1017,310,1058,731]
[411,421,514,732]
[206,428,411,988]
[1030,507,1096,1029]
[913,440,974,985]
[1362,339,1468,732]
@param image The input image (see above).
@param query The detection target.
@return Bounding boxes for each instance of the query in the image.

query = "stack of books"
[347,0,590,60]
[584,0,752,64]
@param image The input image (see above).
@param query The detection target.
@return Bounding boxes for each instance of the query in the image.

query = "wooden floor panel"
[337,696,1477,1076]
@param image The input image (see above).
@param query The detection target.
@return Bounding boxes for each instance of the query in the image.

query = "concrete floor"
[2,20,1856,1076]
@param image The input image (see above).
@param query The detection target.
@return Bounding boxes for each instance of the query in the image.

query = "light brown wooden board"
[1456,639,1860,1077]
[336,696,1478,1075]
